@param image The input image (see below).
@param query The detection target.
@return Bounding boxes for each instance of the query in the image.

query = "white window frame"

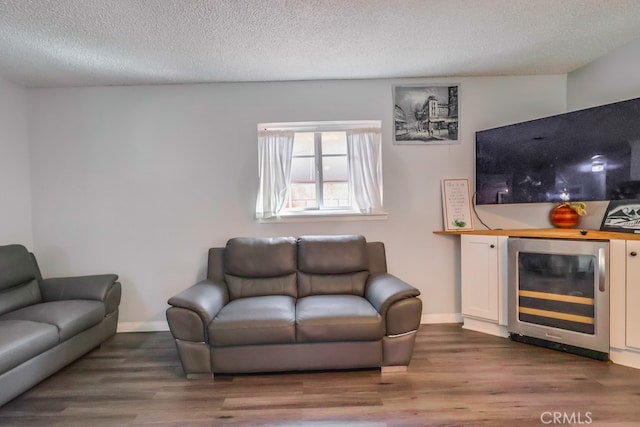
[257,120,388,223]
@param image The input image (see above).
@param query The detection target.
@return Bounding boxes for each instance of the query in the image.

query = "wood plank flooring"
[2,323,640,426]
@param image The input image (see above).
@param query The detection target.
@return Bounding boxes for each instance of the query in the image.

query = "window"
[288,131,350,211]
[256,121,384,220]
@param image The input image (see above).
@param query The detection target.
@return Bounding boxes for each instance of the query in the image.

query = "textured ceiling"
[1,0,640,88]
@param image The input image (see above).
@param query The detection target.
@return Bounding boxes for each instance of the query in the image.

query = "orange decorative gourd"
[549,204,580,228]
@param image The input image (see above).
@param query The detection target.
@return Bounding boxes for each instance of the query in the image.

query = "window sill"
[258,211,389,223]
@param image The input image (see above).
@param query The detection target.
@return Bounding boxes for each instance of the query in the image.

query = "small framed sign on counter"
[441,178,474,231]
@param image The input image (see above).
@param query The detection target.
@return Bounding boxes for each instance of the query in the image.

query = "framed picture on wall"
[600,199,640,233]
[393,84,459,145]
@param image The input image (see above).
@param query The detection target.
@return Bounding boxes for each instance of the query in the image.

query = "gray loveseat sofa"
[0,244,121,406]
[166,234,422,378]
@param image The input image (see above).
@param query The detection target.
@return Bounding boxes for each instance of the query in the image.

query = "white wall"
[27,76,567,330]
[565,37,640,222]
[568,37,640,111]
[0,76,32,247]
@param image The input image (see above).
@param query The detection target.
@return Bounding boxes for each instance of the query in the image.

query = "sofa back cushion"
[0,245,42,316]
[297,235,369,297]
[224,237,298,299]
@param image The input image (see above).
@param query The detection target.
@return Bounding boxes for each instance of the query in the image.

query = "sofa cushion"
[0,245,42,316]
[297,271,369,298]
[209,295,296,347]
[0,279,42,317]
[296,235,369,297]
[296,295,384,343]
[0,244,38,291]
[225,237,297,277]
[224,273,297,300]
[297,235,369,274]
[0,300,106,342]
[0,320,58,374]
[224,237,298,299]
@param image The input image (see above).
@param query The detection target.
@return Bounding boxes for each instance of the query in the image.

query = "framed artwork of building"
[393,84,459,145]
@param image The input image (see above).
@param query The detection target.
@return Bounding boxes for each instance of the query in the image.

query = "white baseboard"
[462,317,509,338]
[610,348,640,370]
[420,313,462,324]
[117,321,169,333]
[117,314,461,333]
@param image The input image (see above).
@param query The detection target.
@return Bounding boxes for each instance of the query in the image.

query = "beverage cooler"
[508,237,609,359]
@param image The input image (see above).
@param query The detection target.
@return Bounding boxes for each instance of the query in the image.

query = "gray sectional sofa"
[166,234,422,378]
[0,244,121,406]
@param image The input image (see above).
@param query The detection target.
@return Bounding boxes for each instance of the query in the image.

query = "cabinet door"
[609,239,627,349]
[626,240,640,350]
[461,235,499,321]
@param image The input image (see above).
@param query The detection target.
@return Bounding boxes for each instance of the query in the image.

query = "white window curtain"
[255,130,295,219]
[347,127,384,214]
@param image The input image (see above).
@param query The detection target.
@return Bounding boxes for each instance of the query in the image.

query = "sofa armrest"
[167,279,229,326]
[365,273,420,317]
[39,274,121,315]
[39,274,118,302]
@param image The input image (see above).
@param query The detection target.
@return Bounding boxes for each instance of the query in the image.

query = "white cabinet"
[460,234,508,337]
[461,235,498,321]
[442,231,640,370]
[626,240,640,350]
[609,239,640,369]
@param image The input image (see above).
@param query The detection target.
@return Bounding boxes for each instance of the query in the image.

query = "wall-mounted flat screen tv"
[475,97,640,205]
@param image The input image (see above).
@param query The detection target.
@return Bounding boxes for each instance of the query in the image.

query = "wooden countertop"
[433,228,640,241]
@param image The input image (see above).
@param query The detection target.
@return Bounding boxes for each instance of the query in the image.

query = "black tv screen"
[475,97,640,205]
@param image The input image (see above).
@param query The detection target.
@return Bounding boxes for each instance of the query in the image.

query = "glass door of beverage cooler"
[517,252,596,335]
[508,238,609,355]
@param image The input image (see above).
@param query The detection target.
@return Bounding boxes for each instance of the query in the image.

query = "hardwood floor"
[2,323,640,426]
